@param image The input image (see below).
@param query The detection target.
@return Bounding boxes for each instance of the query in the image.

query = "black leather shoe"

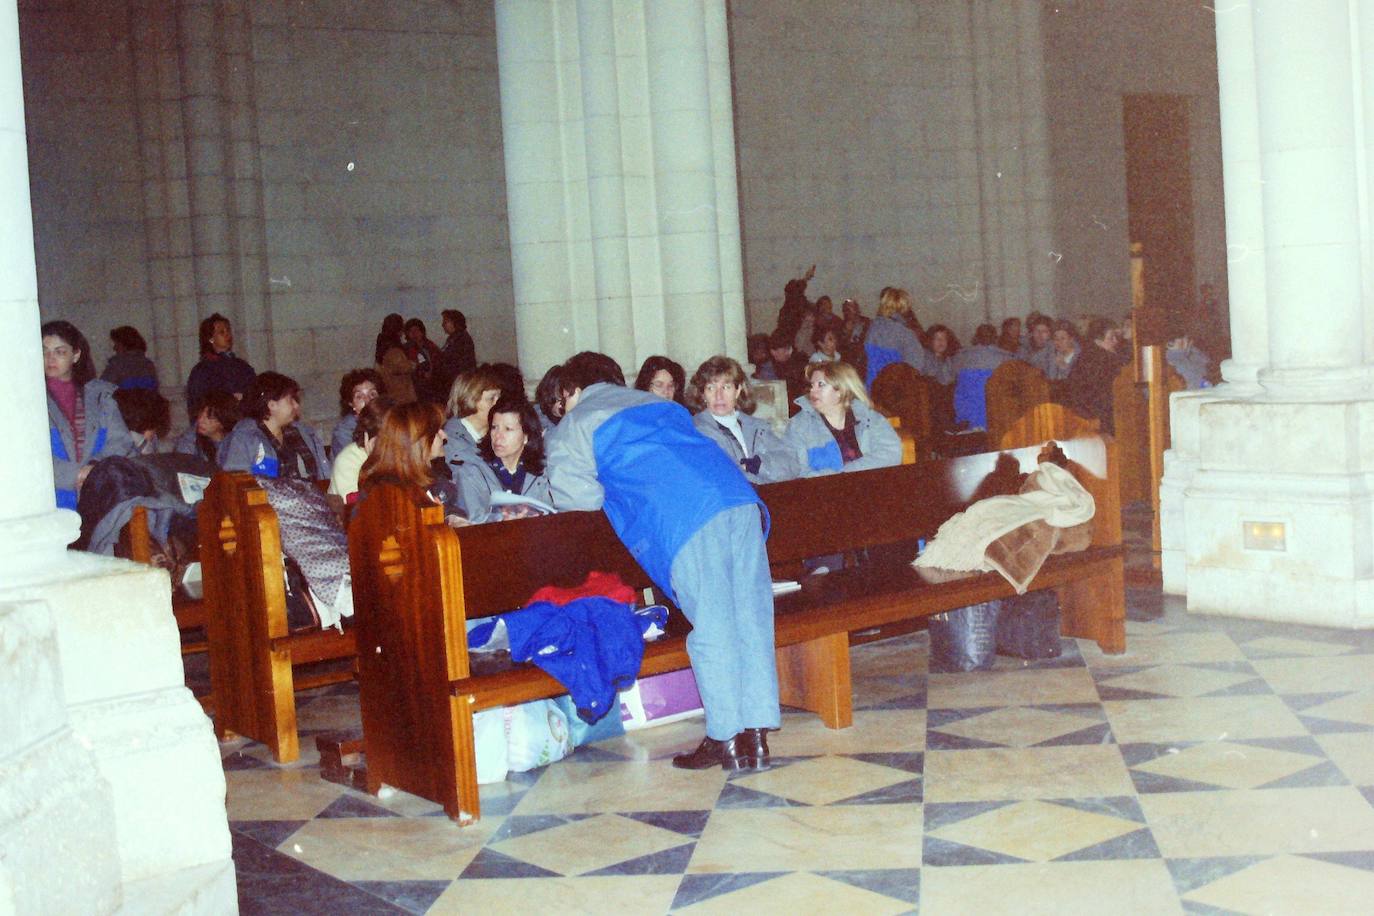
[735,728,772,771]
[672,735,743,770]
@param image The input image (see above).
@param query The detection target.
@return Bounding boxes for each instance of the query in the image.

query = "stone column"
[495,0,747,379]
[0,0,236,906]
[0,0,79,580]
[1173,1,1374,625]
[1159,0,1268,591]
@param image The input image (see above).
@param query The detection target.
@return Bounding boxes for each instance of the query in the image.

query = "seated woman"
[864,286,933,386]
[328,398,390,507]
[1032,320,1080,381]
[443,365,503,469]
[359,400,465,526]
[219,371,331,481]
[44,320,138,509]
[808,326,842,364]
[688,356,799,484]
[456,394,552,523]
[924,323,961,386]
[785,361,902,476]
[113,388,171,456]
[634,355,686,404]
[331,368,384,457]
[102,325,159,391]
[175,390,240,466]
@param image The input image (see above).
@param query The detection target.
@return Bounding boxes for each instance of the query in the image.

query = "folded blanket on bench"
[914,461,1095,593]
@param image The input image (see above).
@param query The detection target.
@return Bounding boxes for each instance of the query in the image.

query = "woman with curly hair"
[687,356,798,484]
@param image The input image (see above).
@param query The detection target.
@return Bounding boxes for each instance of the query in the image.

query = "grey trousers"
[669,503,781,740]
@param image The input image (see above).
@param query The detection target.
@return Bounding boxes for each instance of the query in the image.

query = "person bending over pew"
[455,393,551,523]
[534,364,565,431]
[545,351,779,771]
[784,361,902,476]
[43,320,138,509]
[359,400,466,526]
[219,372,331,481]
[688,356,800,485]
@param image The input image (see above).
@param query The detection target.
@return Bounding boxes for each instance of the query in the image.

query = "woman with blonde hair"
[442,365,503,469]
[864,286,934,386]
[784,360,901,476]
[359,400,465,524]
[687,356,799,484]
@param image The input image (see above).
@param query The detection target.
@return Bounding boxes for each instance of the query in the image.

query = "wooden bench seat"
[348,435,1124,824]
[199,472,357,763]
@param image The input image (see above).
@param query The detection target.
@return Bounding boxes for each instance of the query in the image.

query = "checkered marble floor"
[221,587,1374,915]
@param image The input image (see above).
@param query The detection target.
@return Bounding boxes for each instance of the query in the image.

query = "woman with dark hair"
[174,390,240,465]
[924,323,961,385]
[359,400,465,525]
[113,388,171,455]
[634,355,686,404]
[184,312,255,414]
[456,394,552,523]
[373,313,416,404]
[43,320,137,508]
[438,309,477,393]
[102,325,159,391]
[329,397,391,506]
[330,368,384,457]
[404,318,444,402]
[534,364,564,430]
[218,371,330,480]
[687,356,798,485]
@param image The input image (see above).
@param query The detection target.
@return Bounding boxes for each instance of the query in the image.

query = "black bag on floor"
[995,590,1062,660]
[928,601,1000,672]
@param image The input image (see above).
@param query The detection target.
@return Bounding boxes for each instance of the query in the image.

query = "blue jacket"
[48,379,138,509]
[502,596,644,724]
[864,316,934,386]
[545,383,765,602]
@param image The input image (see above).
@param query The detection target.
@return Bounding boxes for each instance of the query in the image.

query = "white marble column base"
[1159,387,1237,595]
[1180,397,1374,628]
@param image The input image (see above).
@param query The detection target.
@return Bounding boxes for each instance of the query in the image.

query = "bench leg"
[262,647,301,763]
[776,633,853,729]
[1057,559,1126,654]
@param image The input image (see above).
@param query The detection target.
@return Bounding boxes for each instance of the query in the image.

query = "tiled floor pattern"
[221,586,1374,914]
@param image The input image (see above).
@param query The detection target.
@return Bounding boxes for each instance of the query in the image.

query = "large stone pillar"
[1159,0,1269,591]
[1173,0,1374,626]
[495,0,747,379]
[0,0,236,908]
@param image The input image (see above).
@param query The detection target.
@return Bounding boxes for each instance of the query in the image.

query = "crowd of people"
[40,277,1212,772]
[748,269,1214,436]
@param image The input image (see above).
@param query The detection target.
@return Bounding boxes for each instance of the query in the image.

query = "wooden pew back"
[871,362,934,452]
[984,360,1050,447]
[996,402,1100,451]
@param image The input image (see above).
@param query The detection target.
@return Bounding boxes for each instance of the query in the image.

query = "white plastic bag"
[505,699,572,772]
[473,708,509,784]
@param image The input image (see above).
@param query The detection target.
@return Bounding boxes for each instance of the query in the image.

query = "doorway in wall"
[1122,93,1195,348]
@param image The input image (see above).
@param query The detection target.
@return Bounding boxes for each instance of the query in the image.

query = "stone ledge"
[117,858,237,916]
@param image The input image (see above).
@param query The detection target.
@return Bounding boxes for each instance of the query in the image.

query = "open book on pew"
[483,491,557,521]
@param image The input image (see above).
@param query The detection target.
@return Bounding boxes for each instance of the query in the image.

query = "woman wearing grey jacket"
[455,393,551,523]
[784,361,902,476]
[218,372,331,481]
[43,320,138,509]
[688,356,799,485]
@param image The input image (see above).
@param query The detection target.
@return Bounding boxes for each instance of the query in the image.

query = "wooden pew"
[984,360,1050,447]
[348,436,1124,824]
[199,472,357,763]
[124,504,208,656]
[1142,346,1188,563]
[996,402,1099,451]
[871,363,934,457]
[1113,362,1151,503]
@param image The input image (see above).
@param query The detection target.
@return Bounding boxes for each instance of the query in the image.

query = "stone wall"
[20,0,513,420]
[728,0,1056,340]
[1041,0,1227,323]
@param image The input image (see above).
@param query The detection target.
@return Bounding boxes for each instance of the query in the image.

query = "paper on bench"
[488,491,557,515]
[771,580,801,596]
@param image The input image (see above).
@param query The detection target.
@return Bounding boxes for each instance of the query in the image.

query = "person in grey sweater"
[687,356,800,485]
[784,361,902,476]
[218,372,330,481]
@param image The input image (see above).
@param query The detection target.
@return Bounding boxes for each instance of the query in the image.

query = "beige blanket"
[913,461,1096,594]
